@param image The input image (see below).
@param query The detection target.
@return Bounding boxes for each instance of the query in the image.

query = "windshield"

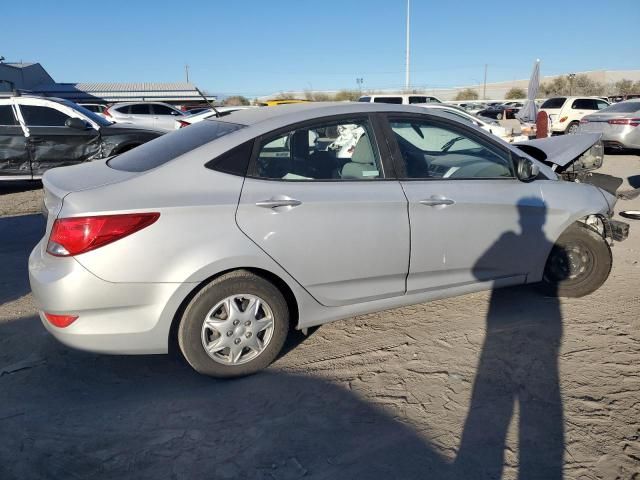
[601,101,640,113]
[57,99,113,127]
[108,120,243,172]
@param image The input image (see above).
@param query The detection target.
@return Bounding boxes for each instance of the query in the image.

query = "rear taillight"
[559,116,568,123]
[47,213,160,257]
[608,118,640,127]
[44,313,78,328]
[103,108,112,118]
[178,120,190,128]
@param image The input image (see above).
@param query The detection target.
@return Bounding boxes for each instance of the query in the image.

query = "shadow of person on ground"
[0,214,44,304]
[628,174,640,189]
[455,198,565,479]
[0,315,451,480]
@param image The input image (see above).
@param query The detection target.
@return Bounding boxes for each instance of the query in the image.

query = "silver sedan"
[29,102,626,377]
[579,99,640,150]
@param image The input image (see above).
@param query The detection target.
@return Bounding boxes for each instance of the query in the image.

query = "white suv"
[358,94,442,105]
[104,102,185,131]
[540,96,610,134]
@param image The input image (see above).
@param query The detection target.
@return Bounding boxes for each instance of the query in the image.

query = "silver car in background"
[104,101,185,131]
[29,103,628,378]
[579,99,640,150]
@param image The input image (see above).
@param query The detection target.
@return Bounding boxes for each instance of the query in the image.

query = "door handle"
[419,197,455,207]
[256,198,302,209]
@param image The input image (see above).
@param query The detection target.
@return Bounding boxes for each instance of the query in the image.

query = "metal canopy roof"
[32,82,216,103]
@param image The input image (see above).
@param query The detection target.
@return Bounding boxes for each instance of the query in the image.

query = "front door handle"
[256,198,302,209]
[419,197,455,207]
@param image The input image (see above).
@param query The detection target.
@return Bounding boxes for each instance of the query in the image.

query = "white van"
[358,94,442,105]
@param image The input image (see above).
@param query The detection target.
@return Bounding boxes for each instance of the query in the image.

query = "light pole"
[356,77,364,94]
[405,0,410,91]
[568,73,576,96]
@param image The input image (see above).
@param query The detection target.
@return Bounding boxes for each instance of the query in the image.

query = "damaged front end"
[514,133,605,183]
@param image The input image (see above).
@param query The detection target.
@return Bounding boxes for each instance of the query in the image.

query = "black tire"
[566,122,580,134]
[178,270,290,378]
[539,223,612,297]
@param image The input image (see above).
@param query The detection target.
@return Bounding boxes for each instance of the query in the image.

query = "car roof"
[109,101,175,106]
[213,101,431,127]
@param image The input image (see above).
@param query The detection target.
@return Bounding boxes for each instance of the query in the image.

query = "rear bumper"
[28,240,187,354]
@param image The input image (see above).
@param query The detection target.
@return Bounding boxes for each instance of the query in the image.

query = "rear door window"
[0,105,18,125]
[571,99,597,110]
[409,96,427,104]
[20,105,71,126]
[130,104,151,115]
[107,120,243,172]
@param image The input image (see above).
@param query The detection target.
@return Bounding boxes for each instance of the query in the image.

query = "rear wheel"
[566,122,580,134]
[178,270,290,378]
[539,223,612,297]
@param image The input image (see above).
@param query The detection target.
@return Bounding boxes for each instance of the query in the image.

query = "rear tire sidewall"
[178,271,289,378]
[540,224,612,297]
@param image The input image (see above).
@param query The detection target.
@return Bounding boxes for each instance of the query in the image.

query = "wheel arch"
[168,267,300,355]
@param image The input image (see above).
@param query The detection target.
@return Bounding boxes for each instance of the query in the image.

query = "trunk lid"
[41,159,140,235]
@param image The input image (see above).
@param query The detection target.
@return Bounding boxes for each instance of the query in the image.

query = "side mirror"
[65,117,89,130]
[516,156,540,182]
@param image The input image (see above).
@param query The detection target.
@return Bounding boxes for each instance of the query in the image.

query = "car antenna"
[194,86,221,118]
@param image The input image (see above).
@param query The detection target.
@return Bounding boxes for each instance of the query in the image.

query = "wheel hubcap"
[547,243,594,282]
[201,294,275,365]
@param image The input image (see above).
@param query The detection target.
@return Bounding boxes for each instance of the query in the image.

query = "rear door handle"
[419,197,455,207]
[256,198,302,209]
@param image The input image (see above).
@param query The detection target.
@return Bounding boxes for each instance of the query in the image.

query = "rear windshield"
[541,97,566,109]
[601,101,640,113]
[107,120,243,172]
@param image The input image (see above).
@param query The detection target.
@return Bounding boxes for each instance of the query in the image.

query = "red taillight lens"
[559,116,568,123]
[44,313,78,328]
[47,213,160,257]
[103,108,112,117]
[178,120,190,128]
[608,118,640,127]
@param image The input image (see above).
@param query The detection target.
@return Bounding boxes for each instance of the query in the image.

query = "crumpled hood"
[513,133,601,168]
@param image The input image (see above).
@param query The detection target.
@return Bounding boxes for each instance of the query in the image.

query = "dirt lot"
[1,156,639,480]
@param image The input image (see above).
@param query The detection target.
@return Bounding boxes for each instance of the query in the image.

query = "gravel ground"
[0,156,639,480]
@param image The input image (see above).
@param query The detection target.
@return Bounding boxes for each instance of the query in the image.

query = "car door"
[383,114,547,294]
[151,104,183,131]
[236,114,410,307]
[123,103,153,128]
[18,103,100,176]
[0,103,31,178]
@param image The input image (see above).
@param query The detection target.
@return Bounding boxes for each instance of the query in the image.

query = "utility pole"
[185,64,190,83]
[356,77,364,94]
[483,64,488,99]
[405,0,410,91]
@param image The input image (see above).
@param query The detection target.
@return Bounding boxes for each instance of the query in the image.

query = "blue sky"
[3,0,639,97]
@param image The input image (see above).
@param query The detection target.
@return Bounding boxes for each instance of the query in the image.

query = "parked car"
[358,94,442,105]
[540,96,610,134]
[414,103,528,142]
[174,106,255,129]
[477,105,520,120]
[30,102,628,378]
[578,99,640,150]
[502,101,525,108]
[457,102,487,115]
[0,94,163,180]
[78,103,107,117]
[104,101,185,131]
